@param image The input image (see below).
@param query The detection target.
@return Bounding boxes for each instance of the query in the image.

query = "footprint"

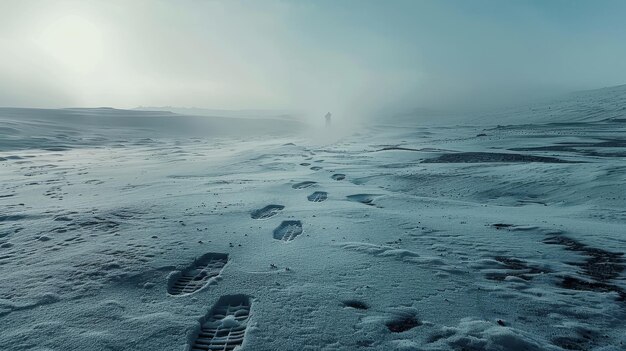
[310,166,322,171]
[273,220,303,242]
[190,295,251,351]
[307,191,328,202]
[342,299,368,310]
[300,162,311,166]
[331,174,346,181]
[250,205,284,220]
[292,181,317,189]
[386,312,422,333]
[168,253,228,296]
[346,194,382,206]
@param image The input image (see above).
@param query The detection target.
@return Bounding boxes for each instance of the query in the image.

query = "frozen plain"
[1,87,625,351]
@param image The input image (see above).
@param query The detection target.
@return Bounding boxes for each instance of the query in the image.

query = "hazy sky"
[1,0,626,115]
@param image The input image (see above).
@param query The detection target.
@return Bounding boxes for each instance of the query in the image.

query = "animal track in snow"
[307,191,328,202]
[250,205,284,220]
[273,220,303,242]
[310,166,322,171]
[292,181,316,189]
[190,294,251,351]
[168,253,228,296]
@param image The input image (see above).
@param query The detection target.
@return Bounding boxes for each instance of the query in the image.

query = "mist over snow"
[1,1,626,351]
[2,0,626,123]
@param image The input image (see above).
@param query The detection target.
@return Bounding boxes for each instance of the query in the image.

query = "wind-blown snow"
[1,87,625,350]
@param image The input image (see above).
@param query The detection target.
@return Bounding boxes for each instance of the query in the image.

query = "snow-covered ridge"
[0,107,304,152]
[389,84,626,126]
[478,84,626,125]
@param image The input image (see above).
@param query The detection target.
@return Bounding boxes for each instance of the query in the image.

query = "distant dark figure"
[325,112,332,127]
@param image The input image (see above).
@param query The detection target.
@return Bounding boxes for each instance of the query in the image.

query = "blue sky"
[1,0,625,114]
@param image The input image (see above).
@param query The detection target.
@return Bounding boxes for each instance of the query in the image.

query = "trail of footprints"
[91,148,623,350]
[164,157,334,349]
[168,255,252,350]
[6,151,448,348]
[161,154,372,349]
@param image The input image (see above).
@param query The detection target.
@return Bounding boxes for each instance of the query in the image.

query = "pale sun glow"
[34,13,105,75]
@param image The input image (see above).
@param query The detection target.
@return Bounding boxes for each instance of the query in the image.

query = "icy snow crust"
[1,100,625,350]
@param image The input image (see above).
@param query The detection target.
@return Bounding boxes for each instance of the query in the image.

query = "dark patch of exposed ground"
[422,152,574,163]
[543,235,625,301]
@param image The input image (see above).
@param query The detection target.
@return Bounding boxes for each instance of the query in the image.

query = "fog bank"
[1,0,626,124]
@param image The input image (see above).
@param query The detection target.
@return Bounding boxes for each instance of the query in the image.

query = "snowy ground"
[1,98,625,350]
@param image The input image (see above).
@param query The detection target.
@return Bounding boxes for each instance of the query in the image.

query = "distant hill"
[385,84,626,126]
[475,84,626,125]
[0,107,304,152]
[134,106,299,120]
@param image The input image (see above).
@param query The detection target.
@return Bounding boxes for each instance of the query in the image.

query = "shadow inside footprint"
[307,191,328,202]
[386,315,422,333]
[292,181,317,189]
[342,299,368,310]
[250,204,284,220]
[273,220,303,241]
[331,173,346,181]
[167,253,228,296]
